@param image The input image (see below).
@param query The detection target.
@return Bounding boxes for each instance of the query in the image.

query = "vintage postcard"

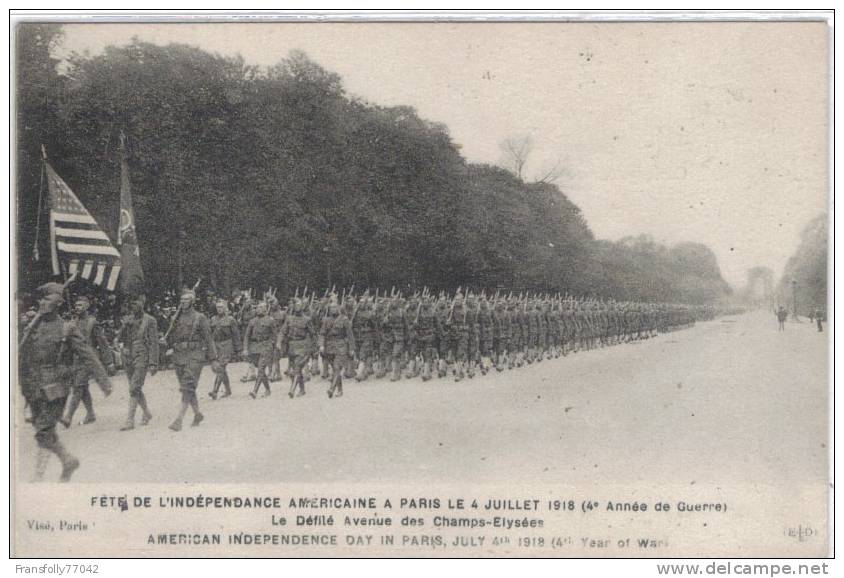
[11,13,832,559]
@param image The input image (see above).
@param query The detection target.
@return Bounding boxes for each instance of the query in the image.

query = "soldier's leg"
[61,385,81,428]
[260,353,272,395]
[79,383,95,423]
[390,342,402,382]
[186,361,204,425]
[35,396,79,482]
[121,363,139,430]
[210,372,221,399]
[288,354,299,398]
[296,356,308,396]
[328,354,342,398]
[220,362,232,396]
[170,364,191,431]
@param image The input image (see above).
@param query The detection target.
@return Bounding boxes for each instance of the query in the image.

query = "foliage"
[777,214,828,314]
[16,31,731,304]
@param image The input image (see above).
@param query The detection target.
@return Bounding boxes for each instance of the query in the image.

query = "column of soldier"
[19,281,712,483]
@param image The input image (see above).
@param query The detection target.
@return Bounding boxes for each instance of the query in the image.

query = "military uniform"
[382,303,407,381]
[62,311,113,426]
[19,285,112,482]
[353,301,377,381]
[278,309,315,397]
[243,312,276,397]
[166,305,218,431]
[210,311,241,398]
[118,309,159,429]
[411,301,438,381]
[319,309,355,398]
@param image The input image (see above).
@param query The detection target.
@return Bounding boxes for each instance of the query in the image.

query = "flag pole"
[32,145,48,262]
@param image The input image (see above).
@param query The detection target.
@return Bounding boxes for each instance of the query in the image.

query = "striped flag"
[47,164,122,291]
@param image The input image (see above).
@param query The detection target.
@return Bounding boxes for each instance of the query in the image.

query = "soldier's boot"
[270,360,281,382]
[61,391,82,429]
[137,393,153,425]
[437,359,447,378]
[467,361,476,379]
[120,398,138,431]
[356,361,367,382]
[220,372,232,398]
[288,375,297,399]
[421,361,431,381]
[261,376,272,397]
[454,362,464,382]
[30,448,51,483]
[328,373,341,398]
[335,380,343,398]
[321,358,330,380]
[404,359,416,379]
[390,360,401,382]
[375,359,386,379]
[52,441,80,482]
[189,395,204,427]
[209,375,221,400]
[80,389,96,424]
[296,376,306,397]
[249,379,260,399]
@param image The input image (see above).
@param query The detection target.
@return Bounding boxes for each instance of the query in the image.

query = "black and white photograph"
[10,12,832,559]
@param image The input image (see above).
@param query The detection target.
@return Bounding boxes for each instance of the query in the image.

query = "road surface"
[15,311,828,485]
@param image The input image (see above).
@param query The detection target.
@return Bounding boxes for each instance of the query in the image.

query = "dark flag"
[117,131,145,295]
[47,163,122,290]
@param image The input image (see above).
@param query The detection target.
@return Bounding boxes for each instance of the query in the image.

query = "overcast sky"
[55,21,830,287]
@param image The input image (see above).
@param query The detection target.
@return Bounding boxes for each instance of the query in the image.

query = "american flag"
[47,164,122,291]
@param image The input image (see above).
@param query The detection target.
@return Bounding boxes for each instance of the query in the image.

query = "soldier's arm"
[318,318,328,349]
[201,315,219,361]
[243,319,254,355]
[231,318,242,355]
[66,324,113,395]
[346,317,356,354]
[146,315,160,367]
[92,321,115,369]
[275,320,288,351]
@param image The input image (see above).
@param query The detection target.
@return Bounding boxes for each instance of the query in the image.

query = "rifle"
[163,277,201,341]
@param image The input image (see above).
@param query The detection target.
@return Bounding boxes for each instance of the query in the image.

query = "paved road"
[15,311,828,484]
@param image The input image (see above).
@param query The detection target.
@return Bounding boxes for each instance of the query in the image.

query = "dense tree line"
[16,24,731,304]
[776,214,828,314]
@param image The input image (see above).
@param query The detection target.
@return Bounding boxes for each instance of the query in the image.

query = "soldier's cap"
[37,282,65,298]
[181,290,196,299]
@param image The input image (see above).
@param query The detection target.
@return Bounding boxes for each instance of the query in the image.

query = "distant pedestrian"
[814,308,824,333]
[776,306,787,331]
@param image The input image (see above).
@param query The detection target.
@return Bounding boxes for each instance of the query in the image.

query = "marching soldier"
[383,297,408,382]
[19,282,113,482]
[319,299,355,398]
[118,294,159,431]
[410,297,438,381]
[448,296,469,382]
[210,299,241,399]
[278,297,315,398]
[353,295,377,382]
[60,295,114,427]
[243,301,275,398]
[238,297,258,383]
[267,296,285,382]
[165,290,220,431]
